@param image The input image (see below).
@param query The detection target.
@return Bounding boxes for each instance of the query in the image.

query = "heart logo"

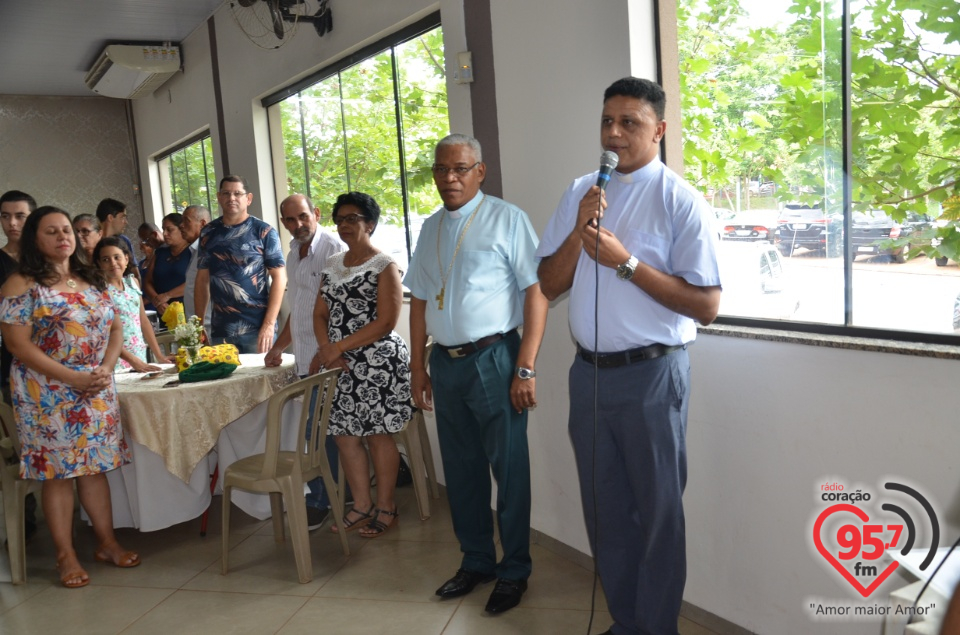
[813,504,899,597]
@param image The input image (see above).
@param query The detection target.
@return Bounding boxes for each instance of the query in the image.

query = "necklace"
[66,277,77,289]
[334,251,377,278]
[435,195,485,310]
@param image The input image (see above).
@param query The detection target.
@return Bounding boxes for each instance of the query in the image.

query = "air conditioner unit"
[84,44,181,99]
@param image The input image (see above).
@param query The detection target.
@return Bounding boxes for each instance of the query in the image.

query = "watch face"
[517,368,534,379]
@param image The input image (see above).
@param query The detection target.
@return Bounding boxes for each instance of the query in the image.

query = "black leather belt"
[437,329,517,359]
[577,343,685,368]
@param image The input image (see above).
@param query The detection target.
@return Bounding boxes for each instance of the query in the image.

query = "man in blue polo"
[194,175,286,353]
[405,134,547,615]
[537,77,722,635]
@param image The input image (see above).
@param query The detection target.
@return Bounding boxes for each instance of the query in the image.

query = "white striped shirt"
[287,229,345,375]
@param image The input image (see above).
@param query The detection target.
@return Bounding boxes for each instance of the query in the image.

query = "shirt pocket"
[623,230,670,272]
[461,250,506,291]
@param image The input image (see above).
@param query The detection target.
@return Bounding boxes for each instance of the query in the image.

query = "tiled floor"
[0,485,719,634]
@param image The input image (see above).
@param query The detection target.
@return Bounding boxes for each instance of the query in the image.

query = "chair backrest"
[0,400,22,461]
[259,369,341,480]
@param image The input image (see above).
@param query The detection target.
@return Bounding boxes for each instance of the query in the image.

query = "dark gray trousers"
[568,349,690,635]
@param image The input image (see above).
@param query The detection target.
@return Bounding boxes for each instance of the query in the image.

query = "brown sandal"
[360,508,399,539]
[57,557,90,588]
[94,550,141,568]
[330,504,375,534]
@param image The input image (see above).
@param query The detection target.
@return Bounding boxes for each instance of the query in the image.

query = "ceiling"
[0,0,225,97]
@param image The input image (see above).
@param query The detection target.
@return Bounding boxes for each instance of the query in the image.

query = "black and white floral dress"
[320,252,412,436]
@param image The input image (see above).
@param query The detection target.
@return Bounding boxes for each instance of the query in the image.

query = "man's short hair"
[183,205,212,222]
[435,134,483,162]
[0,190,37,211]
[604,77,666,121]
[279,194,314,216]
[333,191,381,235]
[95,198,126,222]
[138,222,160,234]
[219,175,250,192]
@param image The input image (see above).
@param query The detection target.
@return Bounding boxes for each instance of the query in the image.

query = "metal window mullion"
[338,73,351,190]
[298,93,311,200]
[390,46,413,259]
[182,149,193,210]
[841,0,853,325]
[201,139,211,210]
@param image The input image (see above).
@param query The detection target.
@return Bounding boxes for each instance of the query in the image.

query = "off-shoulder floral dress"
[0,284,130,479]
[319,252,412,436]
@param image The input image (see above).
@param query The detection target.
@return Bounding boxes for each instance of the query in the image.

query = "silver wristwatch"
[516,367,536,380]
[616,255,639,280]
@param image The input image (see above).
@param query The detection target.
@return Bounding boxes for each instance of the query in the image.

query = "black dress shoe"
[484,578,528,614]
[435,568,496,599]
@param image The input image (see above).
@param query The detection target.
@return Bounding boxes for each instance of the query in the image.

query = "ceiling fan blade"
[268,0,285,40]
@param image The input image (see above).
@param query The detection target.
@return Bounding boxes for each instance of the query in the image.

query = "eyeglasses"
[333,214,368,225]
[218,190,248,198]
[431,162,480,177]
[76,229,98,236]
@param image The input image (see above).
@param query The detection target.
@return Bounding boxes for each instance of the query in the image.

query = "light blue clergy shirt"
[404,190,540,346]
[537,157,721,351]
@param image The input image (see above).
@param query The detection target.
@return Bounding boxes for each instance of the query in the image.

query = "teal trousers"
[430,331,532,580]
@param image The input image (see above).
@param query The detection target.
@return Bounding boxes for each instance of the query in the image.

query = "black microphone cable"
[586,181,603,635]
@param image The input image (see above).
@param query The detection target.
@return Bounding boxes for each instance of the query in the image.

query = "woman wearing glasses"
[310,192,412,538]
[72,214,102,263]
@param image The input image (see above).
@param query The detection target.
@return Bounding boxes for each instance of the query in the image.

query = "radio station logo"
[811,479,939,598]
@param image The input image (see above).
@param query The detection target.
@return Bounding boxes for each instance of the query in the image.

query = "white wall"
[687,334,960,634]
[489,0,649,554]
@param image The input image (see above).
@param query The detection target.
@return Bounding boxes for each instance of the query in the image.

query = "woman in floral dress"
[94,236,172,372]
[311,192,412,538]
[0,207,139,588]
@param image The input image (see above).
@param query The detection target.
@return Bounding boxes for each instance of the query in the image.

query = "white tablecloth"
[90,354,302,531]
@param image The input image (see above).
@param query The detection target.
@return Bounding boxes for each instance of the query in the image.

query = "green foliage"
[679,0,960,259]
[168,136,216,214]
[278,27,448,236]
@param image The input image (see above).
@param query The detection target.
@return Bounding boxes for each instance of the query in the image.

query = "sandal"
[94,549,141,568]
[359,508,399,539]
[330,504,375,534]
[57,557,90,589]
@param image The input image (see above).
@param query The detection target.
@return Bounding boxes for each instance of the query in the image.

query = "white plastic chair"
[0,401,42,585]
[221,369,345,583]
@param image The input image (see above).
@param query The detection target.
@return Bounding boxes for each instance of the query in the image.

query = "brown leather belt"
[437,329,517,359]
[577,343,685,368]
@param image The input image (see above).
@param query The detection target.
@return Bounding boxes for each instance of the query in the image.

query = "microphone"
[596,151,619,191]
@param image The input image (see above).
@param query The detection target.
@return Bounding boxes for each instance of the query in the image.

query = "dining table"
[95,353,302,531]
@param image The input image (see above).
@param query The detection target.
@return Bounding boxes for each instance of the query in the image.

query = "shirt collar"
[615,156,661,184]
[444,190,484,220]
[288,228,327,256]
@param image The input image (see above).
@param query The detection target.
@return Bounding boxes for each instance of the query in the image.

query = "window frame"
[155,131,217,217]
[661,0,960,346]
[263,11,443,265]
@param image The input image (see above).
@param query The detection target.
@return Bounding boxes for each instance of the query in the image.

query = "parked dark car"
[774,205,843,257]
[721,210,778,242]
[850,210,932,263]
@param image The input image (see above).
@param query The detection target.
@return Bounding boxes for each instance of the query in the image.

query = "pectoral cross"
[436,287,445,310]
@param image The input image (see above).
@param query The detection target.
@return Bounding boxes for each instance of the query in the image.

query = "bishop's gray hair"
[435,134,482,162]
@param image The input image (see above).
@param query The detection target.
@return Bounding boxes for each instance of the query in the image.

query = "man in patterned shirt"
[194,175,286,353]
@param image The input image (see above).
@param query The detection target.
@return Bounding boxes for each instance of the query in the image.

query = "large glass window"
[269,22,448,272]
[677,0,960,339]
[157,135,217,216]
